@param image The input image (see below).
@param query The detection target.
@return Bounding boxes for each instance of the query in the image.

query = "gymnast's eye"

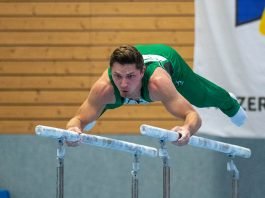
[127,74,136,79]
[113,73,122,80]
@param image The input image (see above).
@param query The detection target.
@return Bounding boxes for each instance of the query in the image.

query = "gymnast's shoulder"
[148,67,174,101]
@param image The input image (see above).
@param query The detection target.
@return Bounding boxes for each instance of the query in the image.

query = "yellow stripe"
[260,9,265,35]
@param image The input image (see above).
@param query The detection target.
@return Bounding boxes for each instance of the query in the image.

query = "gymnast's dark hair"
[109,45,144,71]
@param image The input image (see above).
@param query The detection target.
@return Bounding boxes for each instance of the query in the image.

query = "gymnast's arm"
[148,68,202,146]
[66,70,114,134]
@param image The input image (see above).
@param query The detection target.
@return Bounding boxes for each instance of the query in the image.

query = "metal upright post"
[227,157,239,198]
[131,154,140,198]
[56,139,65,198]
[159,140,170,198]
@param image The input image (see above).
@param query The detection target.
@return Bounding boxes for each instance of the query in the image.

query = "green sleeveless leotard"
[104,44,240,118]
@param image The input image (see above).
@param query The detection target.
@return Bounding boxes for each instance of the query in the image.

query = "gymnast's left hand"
[171,126,191,146]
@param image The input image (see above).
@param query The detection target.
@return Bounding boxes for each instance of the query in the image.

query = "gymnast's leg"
[172,57,247,126]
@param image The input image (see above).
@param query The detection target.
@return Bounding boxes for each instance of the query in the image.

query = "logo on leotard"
[123,98,149,105]
[175,80,184,86]
[142,55,167,64]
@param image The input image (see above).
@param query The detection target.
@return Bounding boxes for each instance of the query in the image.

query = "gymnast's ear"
[141,65,146,74]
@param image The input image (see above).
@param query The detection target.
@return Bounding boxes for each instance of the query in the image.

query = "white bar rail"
[35,125,157,158]
[140,124,251,158]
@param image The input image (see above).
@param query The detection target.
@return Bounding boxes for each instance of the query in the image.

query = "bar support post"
[159,140,170,198]
[131,154,140,198]
[227,157,239,198]
[56,139,65,198]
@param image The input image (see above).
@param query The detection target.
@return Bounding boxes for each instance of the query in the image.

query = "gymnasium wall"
[0,0,194,134]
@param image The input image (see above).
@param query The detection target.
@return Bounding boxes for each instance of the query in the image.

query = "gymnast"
[66,44,247,146]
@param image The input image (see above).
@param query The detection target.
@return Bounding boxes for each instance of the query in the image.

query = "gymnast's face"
[111,62,145,98]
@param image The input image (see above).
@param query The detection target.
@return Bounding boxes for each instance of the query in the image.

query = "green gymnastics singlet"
[105,44,246,126]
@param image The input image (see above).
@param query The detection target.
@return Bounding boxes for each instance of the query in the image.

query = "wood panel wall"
[0,1,194,134]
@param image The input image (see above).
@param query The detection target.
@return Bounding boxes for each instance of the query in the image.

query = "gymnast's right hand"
[66,126,82,147]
